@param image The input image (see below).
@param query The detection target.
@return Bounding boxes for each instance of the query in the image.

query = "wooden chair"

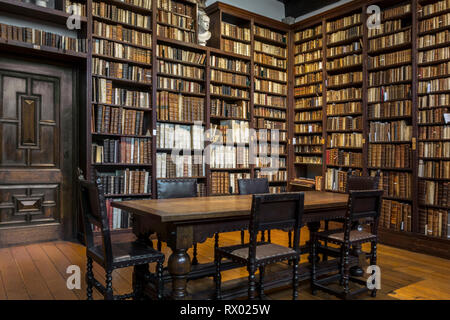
[214,192,305,300]
[156,179,200,264]
[238,178,270,244]
[78,174,165,300]
[311,189,383,300]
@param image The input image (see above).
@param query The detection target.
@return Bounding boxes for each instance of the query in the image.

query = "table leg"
[168,248,191,300]
[307,222,321,263]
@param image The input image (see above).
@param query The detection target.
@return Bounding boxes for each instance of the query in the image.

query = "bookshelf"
[89,0,154,232]
[417,0,450,240]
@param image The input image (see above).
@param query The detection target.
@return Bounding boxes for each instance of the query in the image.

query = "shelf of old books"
[417,0,450,240]
[90,0,154,231]
[293,23,324,188]
[155,38,207,196]
[156,0,197,43]
[253,23,288,193]
[367,1,414,233]
[324,10,364,193]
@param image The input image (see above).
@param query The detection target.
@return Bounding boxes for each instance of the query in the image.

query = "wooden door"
[0,57,75,246]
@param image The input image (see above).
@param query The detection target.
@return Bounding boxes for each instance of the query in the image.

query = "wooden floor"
[0,229,449,300]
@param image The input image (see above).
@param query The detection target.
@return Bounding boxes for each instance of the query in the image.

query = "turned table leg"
[307,222,321,263]
[168,248,191,300]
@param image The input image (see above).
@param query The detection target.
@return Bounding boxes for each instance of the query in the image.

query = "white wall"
[206,0,285,21]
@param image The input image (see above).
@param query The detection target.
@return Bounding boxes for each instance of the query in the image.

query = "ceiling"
[278,0,341,18]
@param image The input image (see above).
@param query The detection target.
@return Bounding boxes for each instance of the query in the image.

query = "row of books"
[419,208,449,239]
[328,72,362,87]
[380,200,412,232]
[158,77,204,93]
[326,13,361,33]
[326,149,362,168]
[368,49,411,69]
[383,3,411,20]
[211,121,250,144]
[211,100,249,119]
[327,88,362,102]
[327,133,363,148]
[0,23,87,53]
[255,169,287,182]
[211,70,249,87]
[104,199,132,230]
[377,171,412,200]
[327,25,362,45]
[326,116,362,132]
[295,123,322,134]
[295,25,322,43]
[418,141,450,158]
[367,84,412,103]
[157,25,196,43]
[221,21,251,42]
[368,144,411,169]
[295,110,322,122]
[418,160,450,179]
[156,123,204,150]
[156,91,204,122]
[368,30,411,52]
[419,125,450,140]
[419,61,450,79]
[92,105,147,136]
[255,157,286,169]
[93,78,151,108]
[418,47,450,64]
[326,54,362,70]
[419,180,449,208]
[368,19,407,38]
[254,25,286,43]
[157,0,195,16]
[258,144,286,155]
[254,41,287,58]
[368,101,412,119]
[418,30,450,49]
[295,144,322,153]
[221,39,250,56]
[209,145,249,169]
[419,13,450,34]
[295,39,322,55]
[97,170,151,195]
[325,168,361,192]
[65,0,87,16]
[326,102,361,115]
[254,107,286,120]
[211,172,250,195]
[158,61,204,80]
[157,45,206,65]
[418,93,450,108]
[210,84,248,98]
[295,49,322,65]
[93,39,152,64]
[368,120,413,142]
[92,58,152,82]
[418,77,450,94]
[255,66,287,82]
[92,2,152,29]
[294,62,322,74]
[295,135,322,145]
[254,93,286,108]
[157,10,195,32]
[327,41,361,58]
[210,55,249,74]
[92,138,151,164]
[254,79,287,95]
[369,66,412,87]
[419,0,450,18]
[418,107,448,124]
[254,52,287,69]
[93,21,152,48]
[156,153,204,178]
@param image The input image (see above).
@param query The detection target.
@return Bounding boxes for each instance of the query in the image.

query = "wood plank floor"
[0,229,449,300]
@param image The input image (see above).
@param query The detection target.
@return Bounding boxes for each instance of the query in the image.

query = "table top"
[111,191,349,223]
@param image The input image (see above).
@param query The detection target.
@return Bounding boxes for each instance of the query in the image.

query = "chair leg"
[343,242,350,299]
[105,270,114,300]
[214,255,222,300]
[248,264,257,300]
[240,230,245,244]
[339,246,345,286]
[86,257,93,300]
[323,221,329,262]
[192,243,199,265]
[258,266,265,300]
[310,234,317,295]
[288,230,292,248]
[260,231,265,242]
[370,241,378,298]
[292,257,299,300]
[267,230,271,243]
[157,260,164,300]
[157,234,162,252]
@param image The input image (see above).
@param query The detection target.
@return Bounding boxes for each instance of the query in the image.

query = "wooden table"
[112,191,349,300]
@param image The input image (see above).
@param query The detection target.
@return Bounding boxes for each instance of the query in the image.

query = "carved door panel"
[0,58,74,241]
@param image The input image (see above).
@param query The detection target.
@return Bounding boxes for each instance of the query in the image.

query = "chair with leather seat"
[237,178,270,244]
[310,189,383,300]
[78,173,164,300]
[214,192,305,300]
[156,179,200,264]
